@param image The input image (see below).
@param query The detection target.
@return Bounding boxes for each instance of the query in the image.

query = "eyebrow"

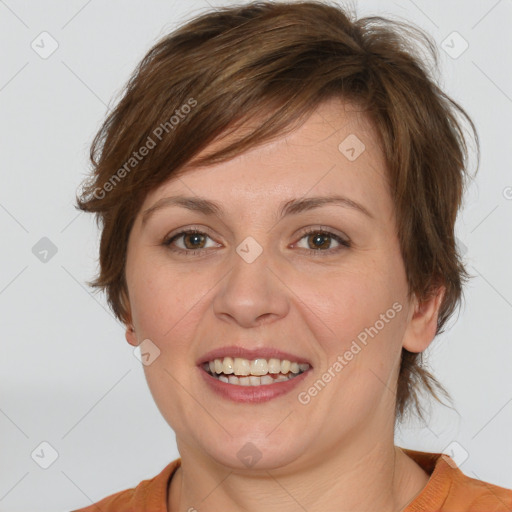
[141,194,374,226]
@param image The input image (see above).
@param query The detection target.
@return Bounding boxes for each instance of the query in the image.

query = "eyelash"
[162,226,351,257]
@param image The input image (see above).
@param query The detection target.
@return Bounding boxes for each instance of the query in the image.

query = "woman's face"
[124,98,435,471]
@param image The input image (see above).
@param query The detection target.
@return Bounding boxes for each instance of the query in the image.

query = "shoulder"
[446,463,512,512]
[402,448,512,512]
[70,458,181,512]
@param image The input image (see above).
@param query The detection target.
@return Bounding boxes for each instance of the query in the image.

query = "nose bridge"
[213,232,289,327]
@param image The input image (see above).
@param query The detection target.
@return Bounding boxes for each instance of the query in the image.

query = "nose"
[212,244,290,328]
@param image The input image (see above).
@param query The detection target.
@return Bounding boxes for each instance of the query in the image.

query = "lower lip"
[198,367,311,403]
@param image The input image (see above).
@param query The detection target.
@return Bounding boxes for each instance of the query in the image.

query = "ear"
[120,286,139,347]
[125,324,138,347]
[402,284,446,353]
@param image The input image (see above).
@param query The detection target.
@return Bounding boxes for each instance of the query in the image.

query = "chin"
[199,435,306,472]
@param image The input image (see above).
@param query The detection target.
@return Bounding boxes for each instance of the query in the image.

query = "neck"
[168,434,430,512]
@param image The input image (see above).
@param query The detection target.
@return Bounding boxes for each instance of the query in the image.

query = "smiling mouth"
[201,356,311,386]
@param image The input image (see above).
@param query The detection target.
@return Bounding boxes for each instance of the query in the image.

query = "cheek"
[128,258,201,337]
[301,277,405,420]
[295,262,406,389]
[302,264,400,338]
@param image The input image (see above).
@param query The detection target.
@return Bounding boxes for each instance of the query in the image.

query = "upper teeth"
[206,357,310,376]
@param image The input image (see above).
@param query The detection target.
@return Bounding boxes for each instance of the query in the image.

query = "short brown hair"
[75,0,479,424]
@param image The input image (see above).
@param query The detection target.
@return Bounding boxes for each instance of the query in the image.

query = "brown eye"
[295,228,351,254]
[164,229,217,254]
[306,232,332,250]
[182,232,207,249]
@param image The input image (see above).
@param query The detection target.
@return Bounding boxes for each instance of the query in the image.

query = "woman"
[72,1,512,510]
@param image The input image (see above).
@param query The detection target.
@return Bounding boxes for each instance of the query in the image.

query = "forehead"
[140,98,390,218]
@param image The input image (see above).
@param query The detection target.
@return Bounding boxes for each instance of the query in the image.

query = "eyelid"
[164,224,348,241]
[164,224,219,241]
[295,224,348,240]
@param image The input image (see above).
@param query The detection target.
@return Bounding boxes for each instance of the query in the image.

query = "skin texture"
[124,98,445,512]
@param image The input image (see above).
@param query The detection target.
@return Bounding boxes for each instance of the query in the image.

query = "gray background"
[0,0,511,510]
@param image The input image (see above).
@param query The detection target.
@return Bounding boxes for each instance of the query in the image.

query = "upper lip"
[196,345,312,366]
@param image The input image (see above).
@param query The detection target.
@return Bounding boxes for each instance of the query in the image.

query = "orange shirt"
[71,449,512,511]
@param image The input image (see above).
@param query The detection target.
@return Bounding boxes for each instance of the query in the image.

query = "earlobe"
[402,285,446,354]
[120,286,138,346]
[125,323,139,347]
